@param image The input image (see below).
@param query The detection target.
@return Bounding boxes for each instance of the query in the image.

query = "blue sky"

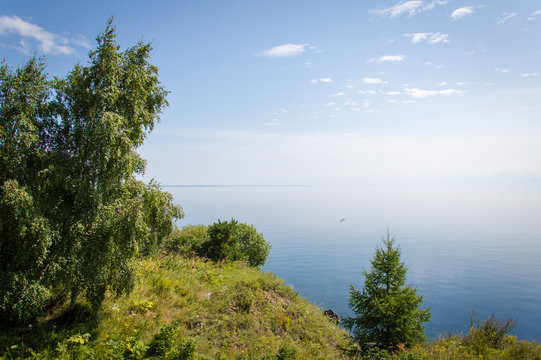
[2,1,541,185]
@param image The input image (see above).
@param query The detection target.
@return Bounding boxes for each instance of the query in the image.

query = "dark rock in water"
[324,309,339,324]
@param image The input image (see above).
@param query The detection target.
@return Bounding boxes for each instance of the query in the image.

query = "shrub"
[146,322,178,358]
[463,313,516,352]
[165,225,209,255]
[201,219,271,267]
[173,338,197,360]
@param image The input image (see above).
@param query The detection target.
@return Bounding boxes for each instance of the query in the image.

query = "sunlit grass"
[0,254,349,359]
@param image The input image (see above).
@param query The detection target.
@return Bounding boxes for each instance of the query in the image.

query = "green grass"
[0,254,349,359]
[2,254,540,359]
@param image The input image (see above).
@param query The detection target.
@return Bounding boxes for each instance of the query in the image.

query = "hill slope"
[0,255,350,359]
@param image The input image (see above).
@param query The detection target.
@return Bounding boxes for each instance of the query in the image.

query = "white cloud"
[379,55,405,63]
[451,6,474,20]
[405,32,449,44]
[334,92,347,96]
[384,91,401,95]
[532,10,541,17]
[0,15,88,55]
[310,77,333,84]
[496,12,518,25]
[438,81,448,86]
[261,43,309,57]
[405,87,463,98]
[362,77,388,85]
[494,67,511,73]
[423,0,448,10]
[377,0,447,18]
[358,90,377,95]
[521,72,539,77]
[379,1,423,17]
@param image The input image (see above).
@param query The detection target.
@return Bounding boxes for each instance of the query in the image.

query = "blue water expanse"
[164,183,541,341]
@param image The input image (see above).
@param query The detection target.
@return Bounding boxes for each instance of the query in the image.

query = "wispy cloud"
[261,43,309,57]
[379,1,424,17]
[310,77,333,84]
[423,0,448,10]
[405,32,449,44]
[377,1,447,18]
[362,77,388,85]
[374,55,405,63]
[521,72,539,77]
[405,87,463,98]
[358,90,377,95]
[496,12,518,25]
[494,67,512,73]
[451,6,475,20]
[0,15,89,55]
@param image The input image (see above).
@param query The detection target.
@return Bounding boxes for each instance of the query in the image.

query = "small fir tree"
[343,230,431,351]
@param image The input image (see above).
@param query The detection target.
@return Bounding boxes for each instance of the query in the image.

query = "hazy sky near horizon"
[2,1,541,185]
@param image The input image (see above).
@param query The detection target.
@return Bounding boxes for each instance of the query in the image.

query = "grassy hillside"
[0,254,350,359]
[2,253,541,359]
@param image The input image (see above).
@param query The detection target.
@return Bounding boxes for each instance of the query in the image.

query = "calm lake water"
[165,183,541,341]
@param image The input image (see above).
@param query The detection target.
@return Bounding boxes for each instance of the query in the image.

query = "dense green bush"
[146,322,178,358]
[164,224,209,255]
[202,219,271,267]
[166,220,271,267]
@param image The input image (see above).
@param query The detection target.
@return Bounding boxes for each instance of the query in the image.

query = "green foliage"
[343,230,431,352]
[0,19,182,323]
[65,333,91,346]
[165,224,209,255]
[463,313,517,353]
[0,180,54,323]
[172,338,197,360]
[0,254,349,359]
[132,299,154,312]
[202,219,271,267]
[165,221,270,267]
[146,322,178,358]
[275,344,297,360]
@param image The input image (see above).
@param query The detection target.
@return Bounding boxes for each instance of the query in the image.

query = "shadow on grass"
[0,302,100,358]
